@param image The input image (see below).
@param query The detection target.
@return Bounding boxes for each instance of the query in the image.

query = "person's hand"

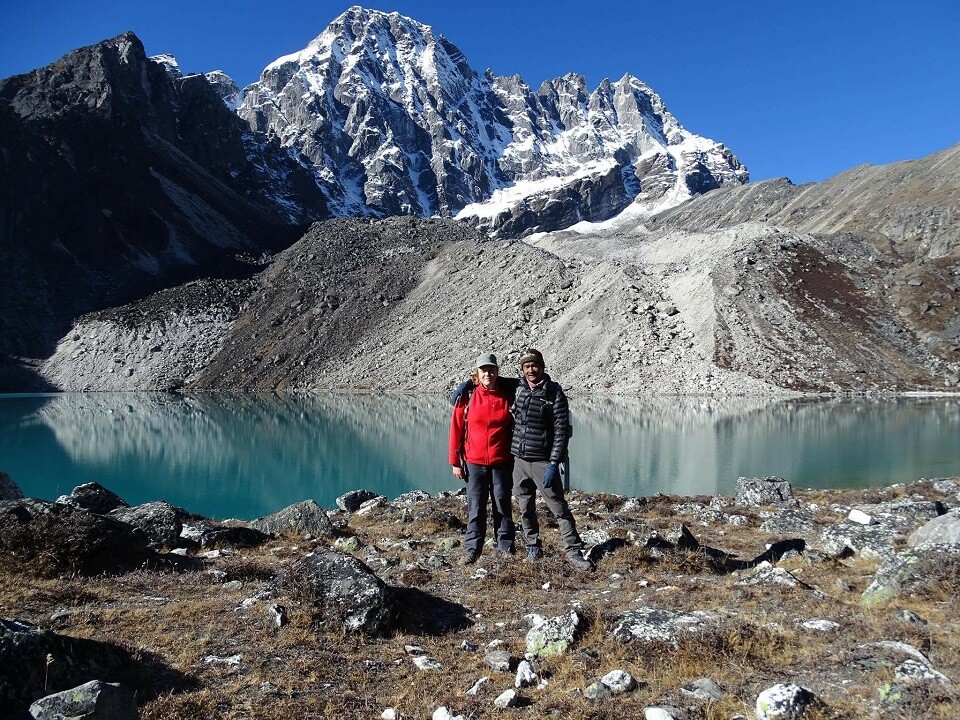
[543,463,559,488]
[450,380,472,406]
[453,464,465,481]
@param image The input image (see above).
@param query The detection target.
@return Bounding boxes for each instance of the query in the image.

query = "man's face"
[522,361,544,385]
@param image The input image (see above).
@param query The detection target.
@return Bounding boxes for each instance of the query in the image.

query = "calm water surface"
[1,392,958,519]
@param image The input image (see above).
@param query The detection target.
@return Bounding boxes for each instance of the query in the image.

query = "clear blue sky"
[2,0,958,184]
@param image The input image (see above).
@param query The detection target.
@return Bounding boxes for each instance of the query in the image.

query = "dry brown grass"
[2,482,959,719]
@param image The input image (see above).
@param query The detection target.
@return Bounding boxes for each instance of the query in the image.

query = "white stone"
[493,689,518,708]
[848,508,874,525]
[800,619,839,633]
[465,677,489,696]
[413,655,443,671]
[644,708,678,720]
[601,669,637,694]
[515,660,537,688]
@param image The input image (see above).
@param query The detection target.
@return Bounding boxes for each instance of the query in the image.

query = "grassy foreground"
[2,481,959,719]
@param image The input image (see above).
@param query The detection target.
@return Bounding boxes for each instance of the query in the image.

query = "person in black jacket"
[511,348,592,571]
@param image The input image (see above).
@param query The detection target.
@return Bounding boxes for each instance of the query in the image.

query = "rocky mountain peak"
[238,6,748,236]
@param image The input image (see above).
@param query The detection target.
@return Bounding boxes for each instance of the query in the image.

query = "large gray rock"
[612,606,724,645]
[755,683,816,719]
[816,522,902,560]
[29,679,138,720]
[284,549,393,636]
[108,501,188,549]
[0,619,131,713]
[336,489,379,513]
[907,508,960,548]
[525,611,583,659]
[0,472,23,500]
[0,498,151,576]
[735,477,797,507]
[861,544,960,606]
[249,499,334,538]
[56,482,129,514]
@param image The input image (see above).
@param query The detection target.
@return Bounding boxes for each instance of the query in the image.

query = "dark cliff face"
[0,32,328,365]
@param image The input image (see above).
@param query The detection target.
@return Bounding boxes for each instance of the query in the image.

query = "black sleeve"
[549,383,569,464]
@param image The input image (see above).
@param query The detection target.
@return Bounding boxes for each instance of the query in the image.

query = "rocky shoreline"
[2,470,959,719]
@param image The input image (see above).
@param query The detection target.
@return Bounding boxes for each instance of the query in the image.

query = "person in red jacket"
[448,352,516,564]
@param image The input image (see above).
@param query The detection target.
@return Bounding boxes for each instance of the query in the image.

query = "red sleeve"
[448,402,466,466]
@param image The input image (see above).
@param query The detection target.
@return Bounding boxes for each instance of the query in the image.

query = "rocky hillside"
[0,32,327,377]
[37,142,960,395]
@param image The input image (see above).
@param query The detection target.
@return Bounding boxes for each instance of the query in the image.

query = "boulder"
[284,549,394,636]
[198,525,270,549]
[0,619,131,712]
[611,606,724,645]
[861,544,960,606]
[815,522,902,560]
[55,482,129,514]
[760,510,815,535]
[108,501,188,549]
[735,476,797,507]
[249,499,334,538]
[525,611,583,659]
[755,683,816,719]
[29,680,138,720]
[907,508,960,548]
[0,472,23,501]
[0,499,151,576]
[336,489,379,512]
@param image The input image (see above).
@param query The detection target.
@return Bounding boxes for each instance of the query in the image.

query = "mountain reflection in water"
[1,393,958,519]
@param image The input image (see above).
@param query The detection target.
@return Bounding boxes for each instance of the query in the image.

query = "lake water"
[1,392,958,520]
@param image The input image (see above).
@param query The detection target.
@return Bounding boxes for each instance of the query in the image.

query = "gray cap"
[475,352,499,368]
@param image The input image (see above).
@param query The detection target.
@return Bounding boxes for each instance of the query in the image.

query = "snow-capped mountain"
[239,5,747,236]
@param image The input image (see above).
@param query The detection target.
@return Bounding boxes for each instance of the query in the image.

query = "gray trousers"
[465,461,515,553]
[512,457,584,556]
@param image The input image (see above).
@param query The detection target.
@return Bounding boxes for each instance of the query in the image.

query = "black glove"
[543,463,559,489]
[450,379,472,406]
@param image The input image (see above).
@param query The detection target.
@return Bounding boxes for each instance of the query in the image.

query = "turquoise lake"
[1,392,958,520]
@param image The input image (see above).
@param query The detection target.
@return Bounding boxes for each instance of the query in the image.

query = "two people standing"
[448,348,592,571]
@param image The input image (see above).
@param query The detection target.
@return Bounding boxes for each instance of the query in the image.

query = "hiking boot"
[495,547,514,558]
[524,546,543,562]
[566,552,593,571]
[460,551,480,566]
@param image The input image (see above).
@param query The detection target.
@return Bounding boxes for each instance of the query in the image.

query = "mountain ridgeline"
[2,6,958,394]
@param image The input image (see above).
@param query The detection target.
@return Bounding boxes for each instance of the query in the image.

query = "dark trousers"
[513,457,584,556]
[464,460,515,553]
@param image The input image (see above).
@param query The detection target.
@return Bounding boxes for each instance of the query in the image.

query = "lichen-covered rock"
[29,679,138,720]
[755,683,816,719]
[611,606,723,645]
[0,498,151,576]
[0,472,23,501]
[55,482,129,514]
[284,549,394,636]
[109,500,187,549]
[249,499,334,538]
[525,611,582,659]
[735,477,797,507]
[816,522,902,560]
[861,544,960,606]
[907,508,960,548]
[0,619,132,713]
[760,510,815,535]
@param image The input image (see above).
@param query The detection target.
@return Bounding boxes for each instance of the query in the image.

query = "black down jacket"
[510,375,570,464]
